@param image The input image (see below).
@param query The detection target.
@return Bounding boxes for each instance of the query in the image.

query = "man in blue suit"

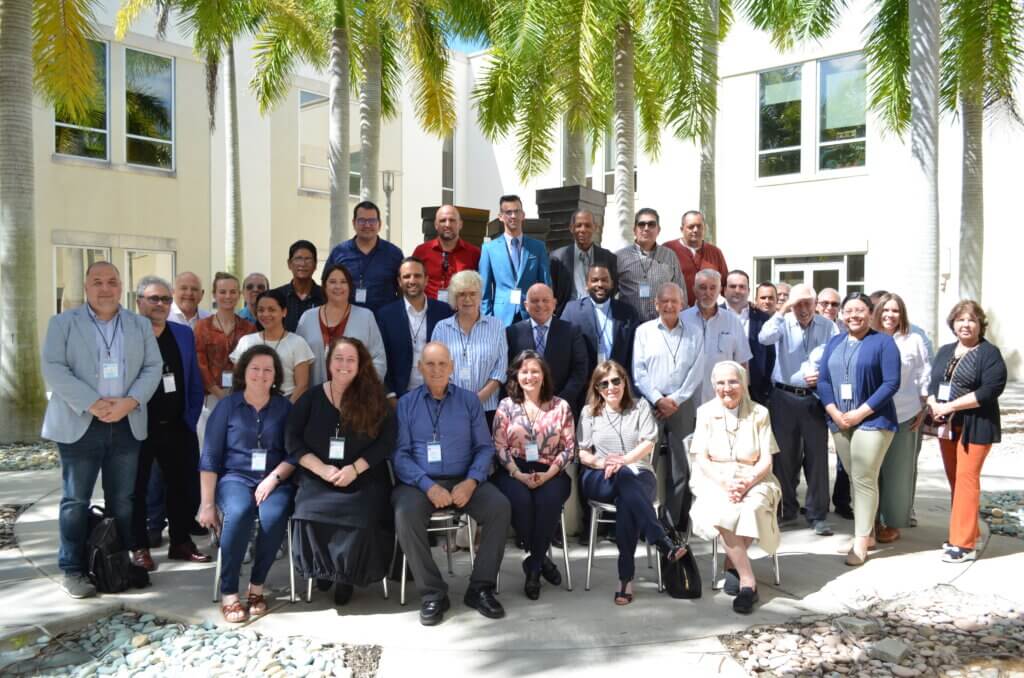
[479,194,552,326]
[376,257,454,402]
[722,271,776,406]
[129,276,210,572]
[41,262,163,598]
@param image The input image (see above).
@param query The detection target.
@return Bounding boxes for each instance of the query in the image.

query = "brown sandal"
[221,599,248,623]
[247,591,268,616]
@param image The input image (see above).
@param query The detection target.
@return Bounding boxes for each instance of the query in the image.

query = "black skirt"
[290,518,393,587]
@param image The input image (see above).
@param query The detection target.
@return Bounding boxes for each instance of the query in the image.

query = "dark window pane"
[55,127,107,159]
[585,175,593,190]
[847,284,864,296]
[126,138,172,169]
[56,41,107,131]
[847,254,865,282]
[820,54,866,143]
[779,270,805,286]
[819,141,865,170]
[442,134,454,190]
[604,172,613,195]
[755,258,771,284]
[759,150,801,177]
[813,269,840,292]
[759,65,801,152]
[349,173,360,197]
[126,50,173,142]
[442,189,454,205]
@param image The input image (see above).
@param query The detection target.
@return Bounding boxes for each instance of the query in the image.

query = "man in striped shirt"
[615,208,685,322]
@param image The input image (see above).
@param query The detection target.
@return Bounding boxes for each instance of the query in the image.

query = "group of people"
[42,195,1007,625]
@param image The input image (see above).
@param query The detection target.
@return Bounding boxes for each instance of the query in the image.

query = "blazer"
[929,340,1007,446]
[375,298,454,398]
[479,234,552,326]
[165,321,205,432]
[505,317,589,413]
[746,306,776,406]
[549,243,618,316]
[560,296,641,386]
[41,305,163,443]
[817,330,901,432]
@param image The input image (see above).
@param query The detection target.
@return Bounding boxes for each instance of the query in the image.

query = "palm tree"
[1,0,99,441]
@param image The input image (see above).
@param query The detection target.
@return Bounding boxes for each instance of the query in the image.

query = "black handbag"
[657,509,702,599]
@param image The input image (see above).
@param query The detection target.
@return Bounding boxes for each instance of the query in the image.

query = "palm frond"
[864,0,910,135]
[114,0,157,40]
[34,0,101,124]
[472,48,521,139]
[648,0,716,142]
[983,0,1024,122]
[250,1,329,113]
[514,64,559,180]
[401,0,456,134]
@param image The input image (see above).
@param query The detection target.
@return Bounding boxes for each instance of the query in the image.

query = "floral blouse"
[492,397,576,469]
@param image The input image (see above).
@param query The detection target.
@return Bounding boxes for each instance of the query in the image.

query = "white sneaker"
[942,546,976,563]
[61,573,97,599]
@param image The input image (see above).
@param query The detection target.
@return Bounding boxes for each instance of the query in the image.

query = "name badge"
[525,441,540,462]
[329,437,346,460]
[437,289,449,304]
[162,373,176,393]
[355,288,368,304]
[639,284,651,299]
[102,360,120,379]
[509,288,522,305]
[221,371,233,388]
[427,442,442,463]
[459,366,472,382]
[840,383,853,401]
[251,448,268,472]
[938,382,951,401]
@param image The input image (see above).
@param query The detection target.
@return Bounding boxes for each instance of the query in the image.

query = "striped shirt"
[615,244,686,321]
[430,314,508,411]
[632,316,705,406]
[578,400,659,474]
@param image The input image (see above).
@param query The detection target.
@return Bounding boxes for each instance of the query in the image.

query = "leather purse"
[657,509,702,599]
[920,413,954,440]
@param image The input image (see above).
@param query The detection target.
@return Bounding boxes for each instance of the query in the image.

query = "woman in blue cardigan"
[817,292,900,566]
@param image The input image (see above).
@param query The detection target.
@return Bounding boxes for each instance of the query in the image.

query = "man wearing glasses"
[614,208,685,322]
[272,240,324,332]
[479,194,552,327]
[412,205,481,303]
[327,201,404,312]
[238,273,269,327]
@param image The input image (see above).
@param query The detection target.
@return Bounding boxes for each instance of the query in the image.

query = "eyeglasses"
[818,301,840,308]
[245,284,267,291]
[635,221,658,229]
[290,256,315,264]
[597,377,623,390]
[355,217,380,227]
[142,295,173,305]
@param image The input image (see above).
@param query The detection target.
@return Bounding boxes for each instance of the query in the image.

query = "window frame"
[441,132,455,204]
[755,62,803,179]
[297,88,361,198]
[754,252,866,298]
[123,46,176,172]
[816,52,868,174]
[52,245,112,314]
[122,247,178,309]
[53,40,110,163]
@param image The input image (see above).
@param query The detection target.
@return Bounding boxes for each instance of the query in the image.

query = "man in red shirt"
[664,210,729,307]
[412,205,481,304]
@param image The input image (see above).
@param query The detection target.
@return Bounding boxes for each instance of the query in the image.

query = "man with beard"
[413,205,481,304]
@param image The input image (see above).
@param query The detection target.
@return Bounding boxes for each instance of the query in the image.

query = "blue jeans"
[56,419,140,574]
[493,462,571,572]
[217,479,294,595]
[580,467,663,582]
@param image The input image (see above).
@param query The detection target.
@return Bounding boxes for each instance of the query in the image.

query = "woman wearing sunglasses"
[578,360,687,605]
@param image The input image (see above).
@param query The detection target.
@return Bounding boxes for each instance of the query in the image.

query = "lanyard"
[520,401,543,441]
[90,312,122,358]
[261,330,286,352]
[841,337,863,384]
[591,300,613,352]
[408,307,428,345]
[635,245,655,280]
[330,384,345,437]
[660,323,685,365]
[426,392,448,439]
[603,408,629,454]
[457,319,477,360]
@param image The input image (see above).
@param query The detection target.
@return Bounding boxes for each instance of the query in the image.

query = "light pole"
[382,170,395,240]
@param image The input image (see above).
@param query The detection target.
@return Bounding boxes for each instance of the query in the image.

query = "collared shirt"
[200,391,295,488]
[393,384,495,493]
[412,238,481,300]
[682,306,753,405]
[327,237,404,311]
[405,297,429,391]
[149,326,185,425]
[591,298,615,361]
[573,244,593,300]
[430,314,508,410]
[632,316,705,406]
[663,239,729,308]
[504,234,524,277]
[727,303,750,336]
[528,317,552,355]
[168,303,211,329]
[615,244,686,322]
[758,312,839,387]
[271,281,324,333]
[86,303,127,398]
[238,306,257,324]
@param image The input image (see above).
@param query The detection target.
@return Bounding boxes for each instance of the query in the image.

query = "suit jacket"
[506,317,588,412]
[549,243,618,316]
[747,306,776,406]
[165,321,205,432]
[560,296,641,387]
[375,298,454,398]
[479,234,552,326]
[41,305,163,443]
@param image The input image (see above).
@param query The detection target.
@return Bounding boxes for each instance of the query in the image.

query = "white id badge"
[509,288,522,305]
[329,437,346,460]
[459,366,472,382]
[938,382,951,401]
[251,449,268,472]
[639,284,651,299]
[102,360,120,379]
[840,383,854,400]
[525,442,540,462]
[162,374,176,393]
[427,442,442,463]
[355,288,368,304]
[221,371,233,388]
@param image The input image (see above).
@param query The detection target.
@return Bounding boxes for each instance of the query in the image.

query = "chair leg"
[212,544,222,603]
[381,574,389,600]
[560,512,572,591]
[306,577,313,603]
[773,551,781,586]
[466,516,476,571]
[711,536,721,591]
[585,508,599,591]
[287,519,296,603]
[445,523,454,575]
[646,542,653,569]
[400,554,408,606]
[656,548,663,592]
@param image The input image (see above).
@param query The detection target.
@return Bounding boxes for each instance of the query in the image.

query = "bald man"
[412,205,482,303]
[548,209,618,316]
[168,272,211,328]
[505,283,589,413]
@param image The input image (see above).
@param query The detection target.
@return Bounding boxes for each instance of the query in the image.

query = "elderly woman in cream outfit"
[689,361,781,614]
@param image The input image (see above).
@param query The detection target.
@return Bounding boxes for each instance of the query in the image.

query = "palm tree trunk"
[908,0,940,342]
[613,21,636,243]
[699,0,719,243]
[224,42,243,275]
[329,3,351,247]
[359,41,382,206]
[959,92,984,301]
[564,124,586,186]
[0,0,48,441]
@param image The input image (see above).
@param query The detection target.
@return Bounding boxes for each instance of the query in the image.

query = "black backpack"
[86,506,150,592]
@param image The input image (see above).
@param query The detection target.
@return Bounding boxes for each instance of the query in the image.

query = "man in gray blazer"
[41,261,162,598]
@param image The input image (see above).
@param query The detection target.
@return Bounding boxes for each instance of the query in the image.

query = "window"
[125,49,174,169]
[54,246,109,313]
[586,128,637,194]
[819,54,866,170]
[758,64,802,177]
[124,249,176,309]
[441,133,454,204]
[754,253,866,297]
[298,90,360,197]
[55,40,108,160]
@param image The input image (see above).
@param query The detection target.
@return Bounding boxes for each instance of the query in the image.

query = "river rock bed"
[0,442,59,472]
[1,504,28,549]
[721,585,1024,677]
[0,611,381,677]
[980,491,1024,539]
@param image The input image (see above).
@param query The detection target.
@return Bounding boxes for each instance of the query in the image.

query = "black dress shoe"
[733,587,759,614]
[334,583,354,606]
[464,587,505,619]
[723,568,740,596]
[540,556,562,586]
[551,532,564,549]
[147,528,164,549]
[420,596,450,626]
[835,506,855,520]
[524,570,541,600]
[317,578,334,592]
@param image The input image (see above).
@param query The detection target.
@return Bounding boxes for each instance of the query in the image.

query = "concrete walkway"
[3,387,1024,676]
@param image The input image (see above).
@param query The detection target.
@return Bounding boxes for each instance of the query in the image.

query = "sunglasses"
[635,221,658,229]
[245,284,267,291]
[142,295,173,305]
[597,377,623,390]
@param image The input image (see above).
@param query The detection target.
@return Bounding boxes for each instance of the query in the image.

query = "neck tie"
[511,237,521,277]
[534,323,548,356]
